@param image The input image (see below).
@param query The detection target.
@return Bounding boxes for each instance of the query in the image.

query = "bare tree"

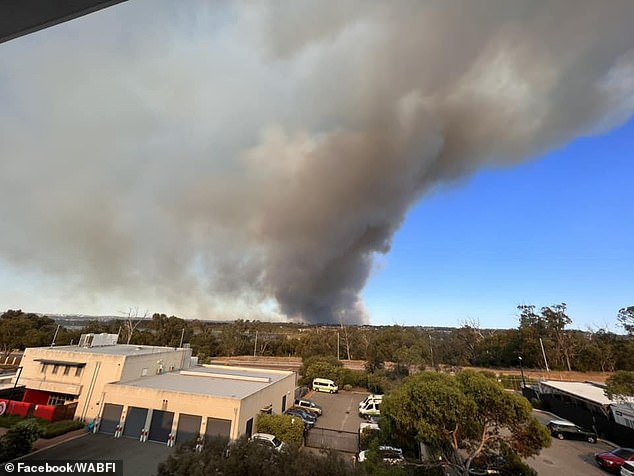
[120,307,148,344]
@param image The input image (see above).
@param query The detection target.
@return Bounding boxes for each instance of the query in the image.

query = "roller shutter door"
[149,410,174,442]
[123,406,148,438]
[99,404,122,435]
[205,417,231,439]
[176,414,201,444]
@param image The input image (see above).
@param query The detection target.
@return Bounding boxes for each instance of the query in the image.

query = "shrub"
[342,369,369,388]
[255,414,304,447]
[41,420,85,439]
[343,384,352,392]
[0,418,42,462]
[0,415,27,429]
[299,356,344,386]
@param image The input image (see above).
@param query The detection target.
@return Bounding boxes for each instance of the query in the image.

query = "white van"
[359,394,383,410]
[312,378,338,393]
[359,400,381,418]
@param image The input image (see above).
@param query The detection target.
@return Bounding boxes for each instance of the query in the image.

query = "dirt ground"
[464,366,611,383]
[208,356,612,382]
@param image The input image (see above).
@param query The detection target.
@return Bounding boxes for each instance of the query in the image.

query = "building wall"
[238,370,296,436]
[20,348,126,421]
[19,346,192,421]
[101,383,241,438]
[118,348,192,382]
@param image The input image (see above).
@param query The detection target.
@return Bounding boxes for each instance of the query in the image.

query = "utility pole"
[539,338,550,372]
[179,328,185,348]
[50,325,60,347]
[254,331,258,357]
[518,355,526,388]
[337,332,340,360]
[429,335,434,368]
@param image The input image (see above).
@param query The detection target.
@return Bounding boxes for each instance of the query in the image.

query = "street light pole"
[518,355,526,389]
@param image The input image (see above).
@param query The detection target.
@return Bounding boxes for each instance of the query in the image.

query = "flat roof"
[113,365,293,400]
[539,380,613,406]
[31,344,183,357]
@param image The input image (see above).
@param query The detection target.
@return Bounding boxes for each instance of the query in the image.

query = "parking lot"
[18,433,174,476]
[527,411,615,476]
[303,390,368,453]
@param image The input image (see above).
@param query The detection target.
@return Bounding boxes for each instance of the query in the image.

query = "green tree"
[617,306,634,335]
[255,414,304,447]
[299,355,344,386]
[158,435,364,476]
[382,371,550,475]
[605,371,634,401]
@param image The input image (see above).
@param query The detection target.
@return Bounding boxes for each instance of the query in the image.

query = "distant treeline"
[1,304,633,372]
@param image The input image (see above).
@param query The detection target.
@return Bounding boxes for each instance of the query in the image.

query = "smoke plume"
[0,0,633,323]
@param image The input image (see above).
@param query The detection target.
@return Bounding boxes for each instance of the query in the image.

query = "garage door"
[99,404,123,435]
[205,417,231,439]
[149,410,174,443]
[123,406,148,438]
[176,414,201,444]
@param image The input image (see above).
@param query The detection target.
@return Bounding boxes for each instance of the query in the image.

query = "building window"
[281,395,287,412]
[47,393,76,405]
[63,366,70,376]
[52,365,59,374]
[75,367,83,377]
[40,364,48,374]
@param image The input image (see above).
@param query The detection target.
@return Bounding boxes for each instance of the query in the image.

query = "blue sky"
[364,118,634,330]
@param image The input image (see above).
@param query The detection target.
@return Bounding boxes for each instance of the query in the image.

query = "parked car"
[595,447,634,473]
[312,378,338,393]
[285,408,316,427]
[358,446,404,465]
[546,420,597,443]
[294,398,323,416]
[251,433,287,452]
[621,460,634,476]
[359,394,383,410]
[359,399,381,418]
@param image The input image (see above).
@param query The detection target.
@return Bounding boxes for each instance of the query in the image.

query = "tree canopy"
[381,371,550,475]
[605,371,634,402]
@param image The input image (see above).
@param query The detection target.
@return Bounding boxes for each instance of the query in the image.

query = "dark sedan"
[284,408,316,428]
[595,447,634,473]
[546,420,597,443]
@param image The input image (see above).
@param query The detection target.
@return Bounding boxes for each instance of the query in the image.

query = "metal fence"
[305,427,359,454]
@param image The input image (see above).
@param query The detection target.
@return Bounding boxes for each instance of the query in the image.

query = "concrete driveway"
[18,433,174,476]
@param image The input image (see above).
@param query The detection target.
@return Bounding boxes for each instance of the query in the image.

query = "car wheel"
[587,436,596,443]
[330,390,334,394]
[557,433,565,440]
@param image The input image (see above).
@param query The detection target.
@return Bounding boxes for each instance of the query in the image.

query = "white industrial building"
[16,334,296,444]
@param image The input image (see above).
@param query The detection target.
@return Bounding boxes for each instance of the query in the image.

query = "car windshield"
[614,449,634,458]
[272,437,282,446]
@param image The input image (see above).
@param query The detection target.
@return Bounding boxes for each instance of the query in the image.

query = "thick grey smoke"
[1,0,633,323]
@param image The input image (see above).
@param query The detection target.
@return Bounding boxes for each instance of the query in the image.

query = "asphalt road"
[308,390,367,432]
[16,433,174,476]
[527,411,614,476]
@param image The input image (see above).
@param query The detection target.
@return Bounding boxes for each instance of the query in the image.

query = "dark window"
[282,395,287,412]
[245,418,253,438]
[75,367,82,377]
[63,366,70,375]
[41,364,47,374]
[52,365,59,374]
